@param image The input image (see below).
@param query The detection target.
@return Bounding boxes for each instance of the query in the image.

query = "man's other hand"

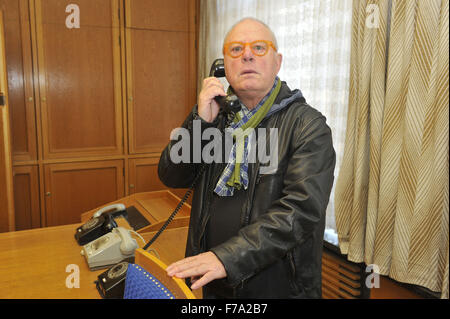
[166,251,227,290]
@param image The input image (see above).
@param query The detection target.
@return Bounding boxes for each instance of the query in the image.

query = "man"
[160,17,336,298]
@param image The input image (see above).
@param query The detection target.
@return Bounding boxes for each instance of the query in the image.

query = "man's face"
[224,20,282,104]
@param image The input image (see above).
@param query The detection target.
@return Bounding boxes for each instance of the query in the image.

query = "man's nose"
[242,44,254,62]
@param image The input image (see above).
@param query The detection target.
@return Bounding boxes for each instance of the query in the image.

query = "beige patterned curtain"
[335,0,449,298]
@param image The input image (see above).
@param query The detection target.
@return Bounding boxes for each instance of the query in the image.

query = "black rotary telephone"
[74,204,126,245]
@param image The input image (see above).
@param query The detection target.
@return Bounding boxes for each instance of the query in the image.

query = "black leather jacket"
[158,82,336,298]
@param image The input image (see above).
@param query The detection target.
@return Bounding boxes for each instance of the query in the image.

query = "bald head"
[223,17,278,50]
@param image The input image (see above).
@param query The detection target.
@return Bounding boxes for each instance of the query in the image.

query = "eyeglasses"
[223,40,277,58]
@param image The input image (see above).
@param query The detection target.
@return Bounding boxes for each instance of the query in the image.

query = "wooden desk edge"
[135,248,196,299]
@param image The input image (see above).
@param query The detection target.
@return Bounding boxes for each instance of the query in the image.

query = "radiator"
[322,248,367,299]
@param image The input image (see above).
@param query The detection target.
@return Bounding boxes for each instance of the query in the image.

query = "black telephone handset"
[74,204,126,245]
[209,58,241,115]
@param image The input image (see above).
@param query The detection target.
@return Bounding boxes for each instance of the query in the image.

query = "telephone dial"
[95,260,132,299]
[74,203,126,245]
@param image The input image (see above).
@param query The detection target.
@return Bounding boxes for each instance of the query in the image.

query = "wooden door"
[125,0,198,154]
[0,10,15,232]
[44,160,125,226]
[12,165,41,230]
[0,0,37,162]
[34,0,123,159]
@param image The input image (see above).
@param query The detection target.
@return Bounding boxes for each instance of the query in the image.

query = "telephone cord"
[142,163,207,250]
[142,112,233,251]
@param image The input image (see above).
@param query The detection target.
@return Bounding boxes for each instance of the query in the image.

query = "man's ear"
[275,53,283,73]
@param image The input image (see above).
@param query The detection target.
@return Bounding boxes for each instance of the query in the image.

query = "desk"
[0,191,200,299]
[0,224,198,298]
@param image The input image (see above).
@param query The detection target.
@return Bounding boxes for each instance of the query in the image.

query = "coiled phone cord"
[142,109,235,251]
[142,163,207,250]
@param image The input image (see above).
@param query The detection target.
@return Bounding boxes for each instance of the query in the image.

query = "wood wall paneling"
[128,156,192,205]
[128,29,191,153]
[128,157,165,194]
[12,165,40,230]
[127,0,190,31]
[35,0,123,159]
[126,0,196,154]
[44,160,124,226]
[0,0,37,162]
[0,0,198,231]
[0,10,15,233]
